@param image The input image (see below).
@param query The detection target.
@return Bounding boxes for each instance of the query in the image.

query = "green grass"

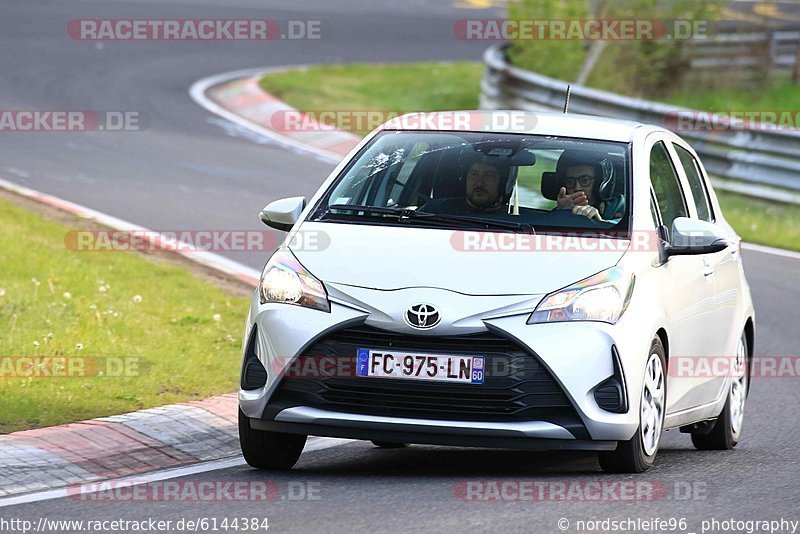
[662,75,800,111]
[260,63,800,252]
[0,197,249,433]
[715,190,800,251]
[260,62,483,136]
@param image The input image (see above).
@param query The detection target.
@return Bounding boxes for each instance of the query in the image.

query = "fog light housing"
[241,326,268,390]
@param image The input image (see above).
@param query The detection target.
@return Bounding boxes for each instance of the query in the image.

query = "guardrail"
[479,43,800,204]
[690,30,800,80]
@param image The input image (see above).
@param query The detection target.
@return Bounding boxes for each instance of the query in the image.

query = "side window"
[649,141,687,233]
[674,145,713,222]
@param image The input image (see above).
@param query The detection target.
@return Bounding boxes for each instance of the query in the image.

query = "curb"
[0,394,239,500]
[189,67,361,164]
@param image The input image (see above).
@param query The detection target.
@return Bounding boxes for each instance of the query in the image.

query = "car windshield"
[309,131,631,234]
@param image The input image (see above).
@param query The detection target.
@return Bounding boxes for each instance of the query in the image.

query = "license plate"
[356,348,484,384]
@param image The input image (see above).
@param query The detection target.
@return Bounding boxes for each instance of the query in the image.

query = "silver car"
[238,111,754,473]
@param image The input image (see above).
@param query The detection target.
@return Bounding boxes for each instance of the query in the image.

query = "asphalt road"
[1,0,799,532]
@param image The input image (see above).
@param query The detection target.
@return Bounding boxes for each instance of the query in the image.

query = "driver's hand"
[557,187,589,209]
[572,205,604,221]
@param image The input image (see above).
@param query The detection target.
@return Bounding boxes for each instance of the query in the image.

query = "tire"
[691,333,749,450]
[599,337,666,473]
[238,408,306,470]
[371,441,408,449]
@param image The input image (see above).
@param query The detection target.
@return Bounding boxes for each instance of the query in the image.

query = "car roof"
[379,110,656,143]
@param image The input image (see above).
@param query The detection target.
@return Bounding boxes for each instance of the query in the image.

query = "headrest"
[541,171,560,200]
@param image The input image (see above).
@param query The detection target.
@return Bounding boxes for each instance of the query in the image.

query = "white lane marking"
[0,177,262,284]
[0,437,354,508]
[4,166,30,178]
[742,242,800,261]
[189,67,342,164]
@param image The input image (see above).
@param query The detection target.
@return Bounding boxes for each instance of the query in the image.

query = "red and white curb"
[189,66,360,164]
[0,394,238,502]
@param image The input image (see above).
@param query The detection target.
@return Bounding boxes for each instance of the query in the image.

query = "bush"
[507,0,723,98]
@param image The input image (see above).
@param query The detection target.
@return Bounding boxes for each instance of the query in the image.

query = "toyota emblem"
[405,304,441,329]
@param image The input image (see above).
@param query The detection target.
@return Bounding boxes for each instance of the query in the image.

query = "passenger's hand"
[557,187,588,209]
[572,205,604,221]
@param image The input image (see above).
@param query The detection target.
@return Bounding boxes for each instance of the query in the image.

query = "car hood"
[291,222,629,296]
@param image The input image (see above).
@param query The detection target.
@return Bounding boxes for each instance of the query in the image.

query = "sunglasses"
[564,175,595,188]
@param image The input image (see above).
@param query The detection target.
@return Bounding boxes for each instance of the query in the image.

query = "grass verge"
[0,193,250,433]
[662,75,800,112]
[715,190,800,251]
[260,62,483,136]
[260,63,800,252]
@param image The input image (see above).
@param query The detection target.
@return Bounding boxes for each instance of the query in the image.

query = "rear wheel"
[599,337,666,473]
[691,333,749,450]
[238,409,306,470]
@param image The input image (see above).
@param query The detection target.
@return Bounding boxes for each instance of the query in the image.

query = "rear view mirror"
[259,197,306,232]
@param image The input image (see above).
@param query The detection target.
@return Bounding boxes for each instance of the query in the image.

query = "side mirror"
[663,217,729,258]
[259,197,306,231]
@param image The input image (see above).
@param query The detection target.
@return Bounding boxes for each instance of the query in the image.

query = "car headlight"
[528,267,634,324]
[259,249,330,312]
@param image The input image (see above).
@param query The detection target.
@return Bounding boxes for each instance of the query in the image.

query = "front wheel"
[691,333,749,450]
[599,337,666,473]
[239,409,306,470]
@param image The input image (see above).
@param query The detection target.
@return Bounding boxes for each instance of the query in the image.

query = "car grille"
[265,326,583,432]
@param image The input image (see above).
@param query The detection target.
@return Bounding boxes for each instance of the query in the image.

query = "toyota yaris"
[238,111,754,473]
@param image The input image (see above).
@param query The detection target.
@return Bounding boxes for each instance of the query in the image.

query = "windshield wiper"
[325,204,412,217]
[322,204,534,233]
[407,211,535,234]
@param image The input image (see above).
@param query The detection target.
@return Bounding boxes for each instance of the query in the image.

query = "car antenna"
[563,84,571,114]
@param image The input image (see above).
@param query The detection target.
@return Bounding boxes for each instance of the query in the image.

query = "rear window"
[310,131,631,234]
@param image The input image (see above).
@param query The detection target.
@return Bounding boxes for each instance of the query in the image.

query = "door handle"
[702,259,714,278]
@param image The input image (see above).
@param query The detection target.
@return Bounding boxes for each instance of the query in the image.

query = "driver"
[422,155,511,214]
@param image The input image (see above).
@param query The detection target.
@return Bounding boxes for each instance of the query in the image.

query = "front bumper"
[249,407,617,450]
[240,287,654,448]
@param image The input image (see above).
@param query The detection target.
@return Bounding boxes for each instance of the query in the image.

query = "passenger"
[555,150,625,222]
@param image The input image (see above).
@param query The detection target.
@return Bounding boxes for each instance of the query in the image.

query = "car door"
[646,136,718,416]
[670,141,741,395]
